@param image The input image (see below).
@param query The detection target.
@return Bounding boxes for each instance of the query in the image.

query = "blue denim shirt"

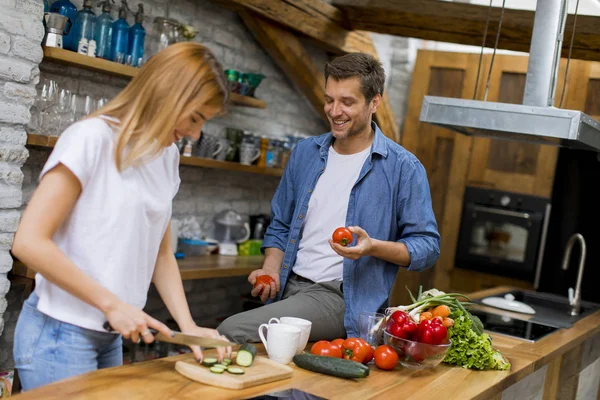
[261,122,441,337]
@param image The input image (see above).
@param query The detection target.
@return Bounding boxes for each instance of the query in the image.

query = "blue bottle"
[94,0,114,60]
[72,0,96,54]
[110,0,130,63]
[127,4,145,67]
[49,0,78,51]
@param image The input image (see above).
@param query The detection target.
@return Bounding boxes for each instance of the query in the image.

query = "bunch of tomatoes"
[310,337,399,371]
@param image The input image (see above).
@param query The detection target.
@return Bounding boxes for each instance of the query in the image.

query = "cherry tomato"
[332,227,353,246]
[254,275,275,293]
[373,345,399,370]
[311,341,343,358]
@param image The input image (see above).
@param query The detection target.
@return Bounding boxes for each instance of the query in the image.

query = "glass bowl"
[383,330,451,370]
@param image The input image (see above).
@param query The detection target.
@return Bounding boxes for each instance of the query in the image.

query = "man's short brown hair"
[324,52,386,102]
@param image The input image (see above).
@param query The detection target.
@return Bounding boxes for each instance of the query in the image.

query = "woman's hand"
[182,325,232,363]
[104,301,173,344]
[248,268,280,302]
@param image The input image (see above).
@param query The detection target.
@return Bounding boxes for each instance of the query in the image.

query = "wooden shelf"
[43,47,138,79]
[42,47,267,108]
[12,255,263,281]
[26,133,284,177]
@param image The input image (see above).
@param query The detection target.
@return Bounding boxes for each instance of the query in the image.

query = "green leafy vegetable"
[444,310,511,371]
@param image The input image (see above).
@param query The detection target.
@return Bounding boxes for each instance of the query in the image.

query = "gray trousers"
[217,274,346,343]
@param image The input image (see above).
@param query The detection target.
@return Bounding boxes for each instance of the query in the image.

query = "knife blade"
[153,331,237,348]
[102,321,237,348]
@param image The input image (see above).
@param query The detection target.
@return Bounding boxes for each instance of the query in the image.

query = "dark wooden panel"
[487,72,539,175]
[332,0,600,63]
[430,137,454,226]
[584,79,600,117]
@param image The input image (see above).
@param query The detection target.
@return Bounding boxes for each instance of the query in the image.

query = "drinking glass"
[358,312,385,348]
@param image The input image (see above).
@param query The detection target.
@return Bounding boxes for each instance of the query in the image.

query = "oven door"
[455,203,545,281]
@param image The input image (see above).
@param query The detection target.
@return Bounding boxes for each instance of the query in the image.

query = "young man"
[218,52,440,342]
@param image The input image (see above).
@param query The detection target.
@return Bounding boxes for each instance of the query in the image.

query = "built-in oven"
[455,186,551,286]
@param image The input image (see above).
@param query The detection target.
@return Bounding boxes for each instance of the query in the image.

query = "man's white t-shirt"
[292,145,371,282]
[34,117,181,332]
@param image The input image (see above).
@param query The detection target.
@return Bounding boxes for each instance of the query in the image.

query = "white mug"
[269,317,312,355]
[258,323,301,364]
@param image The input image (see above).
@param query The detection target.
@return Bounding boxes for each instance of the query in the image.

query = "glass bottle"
[127,3,145,67]
[94,0,114,60]
[72,0,96,55]
[49,0,78,51]
[110,0,130,63]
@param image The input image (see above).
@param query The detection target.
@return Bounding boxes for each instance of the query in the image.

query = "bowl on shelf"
[383,330,451,370]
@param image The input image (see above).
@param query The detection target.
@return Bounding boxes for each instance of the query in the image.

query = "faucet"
[560,233,587,316]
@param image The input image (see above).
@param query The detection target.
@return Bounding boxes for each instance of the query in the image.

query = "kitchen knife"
[103,321,237,348]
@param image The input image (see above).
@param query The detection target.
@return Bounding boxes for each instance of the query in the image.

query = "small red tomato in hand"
[373,345,399,370]
[254,275,275,294]
[332,227,353,246]
[311,341,343,358]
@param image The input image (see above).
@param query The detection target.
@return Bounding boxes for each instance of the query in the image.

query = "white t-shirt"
[34,117,181,332]
[292,145,371,282]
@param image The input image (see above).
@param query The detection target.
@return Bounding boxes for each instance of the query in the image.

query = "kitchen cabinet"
[390,50,597,302]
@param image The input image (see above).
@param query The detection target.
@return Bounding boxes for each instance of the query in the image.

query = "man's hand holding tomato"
[329,226,374,260]
[248,268,280,303]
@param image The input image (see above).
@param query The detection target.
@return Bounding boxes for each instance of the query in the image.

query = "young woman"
[12,42,231,390]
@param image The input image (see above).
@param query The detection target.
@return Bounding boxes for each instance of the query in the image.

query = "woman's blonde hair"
[89,42,229,171]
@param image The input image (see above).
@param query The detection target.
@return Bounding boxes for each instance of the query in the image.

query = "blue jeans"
[14,292,123,391]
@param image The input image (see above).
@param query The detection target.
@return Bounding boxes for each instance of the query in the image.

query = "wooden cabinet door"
[390,50,484,304]
[466,54,561,198]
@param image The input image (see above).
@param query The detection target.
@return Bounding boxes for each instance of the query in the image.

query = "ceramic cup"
[258,323,301,364]
[268,317,312,355]
[239,142,261,165]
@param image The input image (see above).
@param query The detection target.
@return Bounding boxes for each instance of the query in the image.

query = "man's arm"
[329,159,440,270]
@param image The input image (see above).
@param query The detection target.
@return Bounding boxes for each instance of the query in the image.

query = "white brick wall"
[0,0,44,369]
[1,0,412,370]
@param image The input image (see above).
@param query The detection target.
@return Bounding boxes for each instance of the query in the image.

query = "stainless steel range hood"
[419,0,600,152]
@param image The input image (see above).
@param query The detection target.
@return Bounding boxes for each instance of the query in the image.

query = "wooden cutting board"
[175,355,294,390]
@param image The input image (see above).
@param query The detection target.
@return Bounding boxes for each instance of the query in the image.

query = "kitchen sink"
[476,289,600,328]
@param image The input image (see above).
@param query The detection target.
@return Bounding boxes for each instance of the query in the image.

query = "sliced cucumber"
[209,366,225,374]
[236,343,257,367]
[222,358,232,365]
[202,358,219,367]
[226,366,245,375]
[213,363,228,369]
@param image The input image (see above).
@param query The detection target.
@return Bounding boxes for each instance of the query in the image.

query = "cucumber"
[222,358,232,365]
[226,366,245,375]
[293,354,370,379]
[202,358,218,367]
[212,363,227,369]
[209,366,225,374]
[235,343,257,367]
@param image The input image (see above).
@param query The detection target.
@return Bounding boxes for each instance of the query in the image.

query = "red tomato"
[342,338,371,363]
[373,345,399,370]
[254,275,274,288]
[310,341,343,358]
[332,227,353,246]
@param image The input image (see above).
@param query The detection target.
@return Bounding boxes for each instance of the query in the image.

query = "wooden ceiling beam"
[210,0,376,56]
[239,11,400,142]
[332,0,600,63]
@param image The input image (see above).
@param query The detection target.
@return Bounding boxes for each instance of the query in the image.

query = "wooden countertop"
[12,287,600,400]
[12,255,263,281]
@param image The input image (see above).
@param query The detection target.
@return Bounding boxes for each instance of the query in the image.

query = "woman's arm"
[12,164,172,342]
[152,225,231,362]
